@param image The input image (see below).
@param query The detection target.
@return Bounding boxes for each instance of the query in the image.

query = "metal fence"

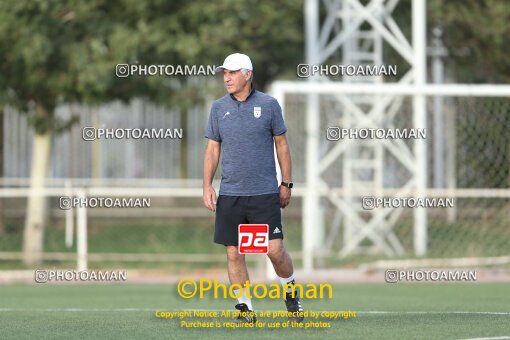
[3,100,210,180]
[2,88,510,272]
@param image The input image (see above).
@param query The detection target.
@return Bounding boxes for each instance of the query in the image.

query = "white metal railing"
[271,82,510,97]
[2,185,510,272]
[271,80,510,272]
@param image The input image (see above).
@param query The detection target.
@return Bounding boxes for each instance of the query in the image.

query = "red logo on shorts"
[238,224,269,254]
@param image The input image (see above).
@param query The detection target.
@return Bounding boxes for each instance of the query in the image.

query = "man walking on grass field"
[203,53,304,323]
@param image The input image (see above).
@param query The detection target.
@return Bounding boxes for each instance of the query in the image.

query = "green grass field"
[1,282,509,339]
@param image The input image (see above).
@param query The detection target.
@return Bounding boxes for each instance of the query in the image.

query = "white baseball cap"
[215,53,253,72]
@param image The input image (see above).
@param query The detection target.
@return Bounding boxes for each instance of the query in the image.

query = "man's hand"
[203,139,220,212]
[203,186,217,212]
[274,134,292,209]
[279,185,291,209]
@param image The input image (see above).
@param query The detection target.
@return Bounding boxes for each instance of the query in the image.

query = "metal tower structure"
[302,0,427,270]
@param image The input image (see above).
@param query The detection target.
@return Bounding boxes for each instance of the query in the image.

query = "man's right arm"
[203,139,221,211]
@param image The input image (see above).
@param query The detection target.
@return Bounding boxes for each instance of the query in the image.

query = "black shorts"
[214,193,284,246]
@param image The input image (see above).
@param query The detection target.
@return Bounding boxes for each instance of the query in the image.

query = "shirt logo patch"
[254,107,261,118]
[223,111,230,119]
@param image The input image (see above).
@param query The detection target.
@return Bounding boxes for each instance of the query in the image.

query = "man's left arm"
[274,133,292,209]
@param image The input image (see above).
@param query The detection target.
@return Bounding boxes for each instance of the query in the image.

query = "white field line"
[459,338,510,340]
[0,308,509,315]
[462,335,510,340]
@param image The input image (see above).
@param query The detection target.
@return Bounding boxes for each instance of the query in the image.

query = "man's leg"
[267,239,293,278]
[226,246,253,311]
[267,239,296,292]
[226,245,250,284]
[267,239,304,322]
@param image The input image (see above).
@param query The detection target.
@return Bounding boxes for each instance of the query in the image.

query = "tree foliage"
[0,0,303,132]
[428,0,510,83]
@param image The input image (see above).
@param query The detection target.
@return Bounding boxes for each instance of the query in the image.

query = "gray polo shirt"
[205,87,287,196]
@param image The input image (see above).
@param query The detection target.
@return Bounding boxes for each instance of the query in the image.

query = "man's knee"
[267,239,286,261]
[226,246,245,262]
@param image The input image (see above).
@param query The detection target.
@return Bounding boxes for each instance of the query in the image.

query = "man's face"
[223,69,251,94]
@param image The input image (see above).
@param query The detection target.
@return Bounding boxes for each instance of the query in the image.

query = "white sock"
[233,288,253,311]
[279,274,296,293]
